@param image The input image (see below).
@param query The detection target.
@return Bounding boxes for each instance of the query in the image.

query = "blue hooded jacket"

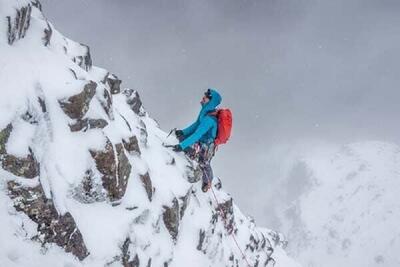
[179,89,222,150]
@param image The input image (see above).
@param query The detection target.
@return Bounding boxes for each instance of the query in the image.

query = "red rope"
[210,187,252,267]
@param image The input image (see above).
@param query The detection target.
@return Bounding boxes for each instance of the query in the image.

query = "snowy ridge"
[0,1,300,266]
[277,141,400,267]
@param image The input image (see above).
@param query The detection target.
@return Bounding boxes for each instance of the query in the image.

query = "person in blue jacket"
[173,88,222,192]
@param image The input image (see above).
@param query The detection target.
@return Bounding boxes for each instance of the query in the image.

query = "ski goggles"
[204,89,212,99]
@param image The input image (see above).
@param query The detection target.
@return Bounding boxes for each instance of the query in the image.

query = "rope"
[209,186,252,267]
[200,144,250,266]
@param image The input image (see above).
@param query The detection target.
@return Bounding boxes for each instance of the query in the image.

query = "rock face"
[0,124,40,178]
[73,169,106,204]
[59,81,97,120]
[7,3,32,45]
[69,118,108,132]
[31,0,42,11]
[116,143,132,197]
[107,74,122,95]
[139,172,153,201]
[123,136,141,155]
[163,198,180,241]
[72,44,92,71]
[43,21,52,46]
[124,89,144,116]
[7,181,89,260]
[121,238,141,267]
[90,140,131,202]
[1,148,40,178]
[185,161,202,183]
[217,198,235,234]
[98,87,114,120]
[0,124,12,154]
[0,2,299,266]
[179,187,191,219]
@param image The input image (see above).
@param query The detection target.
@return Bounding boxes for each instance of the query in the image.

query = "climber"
[172,89,222,192]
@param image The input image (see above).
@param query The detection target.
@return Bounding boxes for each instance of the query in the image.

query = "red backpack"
[209,109,233,145]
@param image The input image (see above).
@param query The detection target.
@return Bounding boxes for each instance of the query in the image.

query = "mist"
[41,0,400,228]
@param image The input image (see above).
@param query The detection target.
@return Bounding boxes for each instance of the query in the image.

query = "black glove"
[173,144,183,152]
[175,130,185,142]
[175,129,183,136]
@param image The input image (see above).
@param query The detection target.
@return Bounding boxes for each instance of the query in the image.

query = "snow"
[0,180,83,267]
[278,141,400,267]
[0,1,299,266]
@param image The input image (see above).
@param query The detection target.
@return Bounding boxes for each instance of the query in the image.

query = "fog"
[41,0,400,228]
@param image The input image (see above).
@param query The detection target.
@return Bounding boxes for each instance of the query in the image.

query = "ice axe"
[166,128,177,139]
[162,128,177,147]
[163,144,175,148]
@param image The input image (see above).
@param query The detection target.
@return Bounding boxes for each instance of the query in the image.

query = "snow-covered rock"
[278,141,400,267]
[0,1,300,266]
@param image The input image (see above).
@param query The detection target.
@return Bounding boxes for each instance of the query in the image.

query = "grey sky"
[41,0,400,228]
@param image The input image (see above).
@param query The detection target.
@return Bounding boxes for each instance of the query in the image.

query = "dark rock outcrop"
[121,238,140,267]
[31,0,42,11]
[138,119,148,146]
[218,198,235,234]
[7,4,32,45]
[107,74,122,94]
[21,111,38,124]
[185,162,202,183]
[7,181,89,260]
[98,88,114,120]
[122,136,141,155]
[214,177,223,190]
[123,89,144,116]
[0,123,12,154]
[73,169,106,203]
[1,148,40,178]
[38,96,47,113]
[243,233,275,266]
[163,198,180,241]
[0,124,39,178]
[72,44,92,71]
[139,172,153,201]
[120,238,154,267]
[90,140,131,202]
[59,81,96,119]
[197,229,206,251]
[43,21,52,46]
[179,188,191,219]
[69,68,78,80]
[69,118,108,132]
[116,143,131,194]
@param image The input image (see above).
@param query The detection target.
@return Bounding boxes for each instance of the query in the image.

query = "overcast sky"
[41,0,400,228]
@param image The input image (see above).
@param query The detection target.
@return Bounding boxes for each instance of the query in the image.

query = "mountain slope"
[0,1,300,266]
[278,141,400,267]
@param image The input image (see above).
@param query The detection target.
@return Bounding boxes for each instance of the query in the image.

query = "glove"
[173,144,183,152]
[175,129,185,142]
[175,129,183,137]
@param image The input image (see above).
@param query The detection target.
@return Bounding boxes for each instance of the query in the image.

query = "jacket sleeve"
[181,119,199,136]
[180,117,214,150]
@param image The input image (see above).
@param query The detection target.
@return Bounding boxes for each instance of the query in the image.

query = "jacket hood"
[199,89,222,118]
